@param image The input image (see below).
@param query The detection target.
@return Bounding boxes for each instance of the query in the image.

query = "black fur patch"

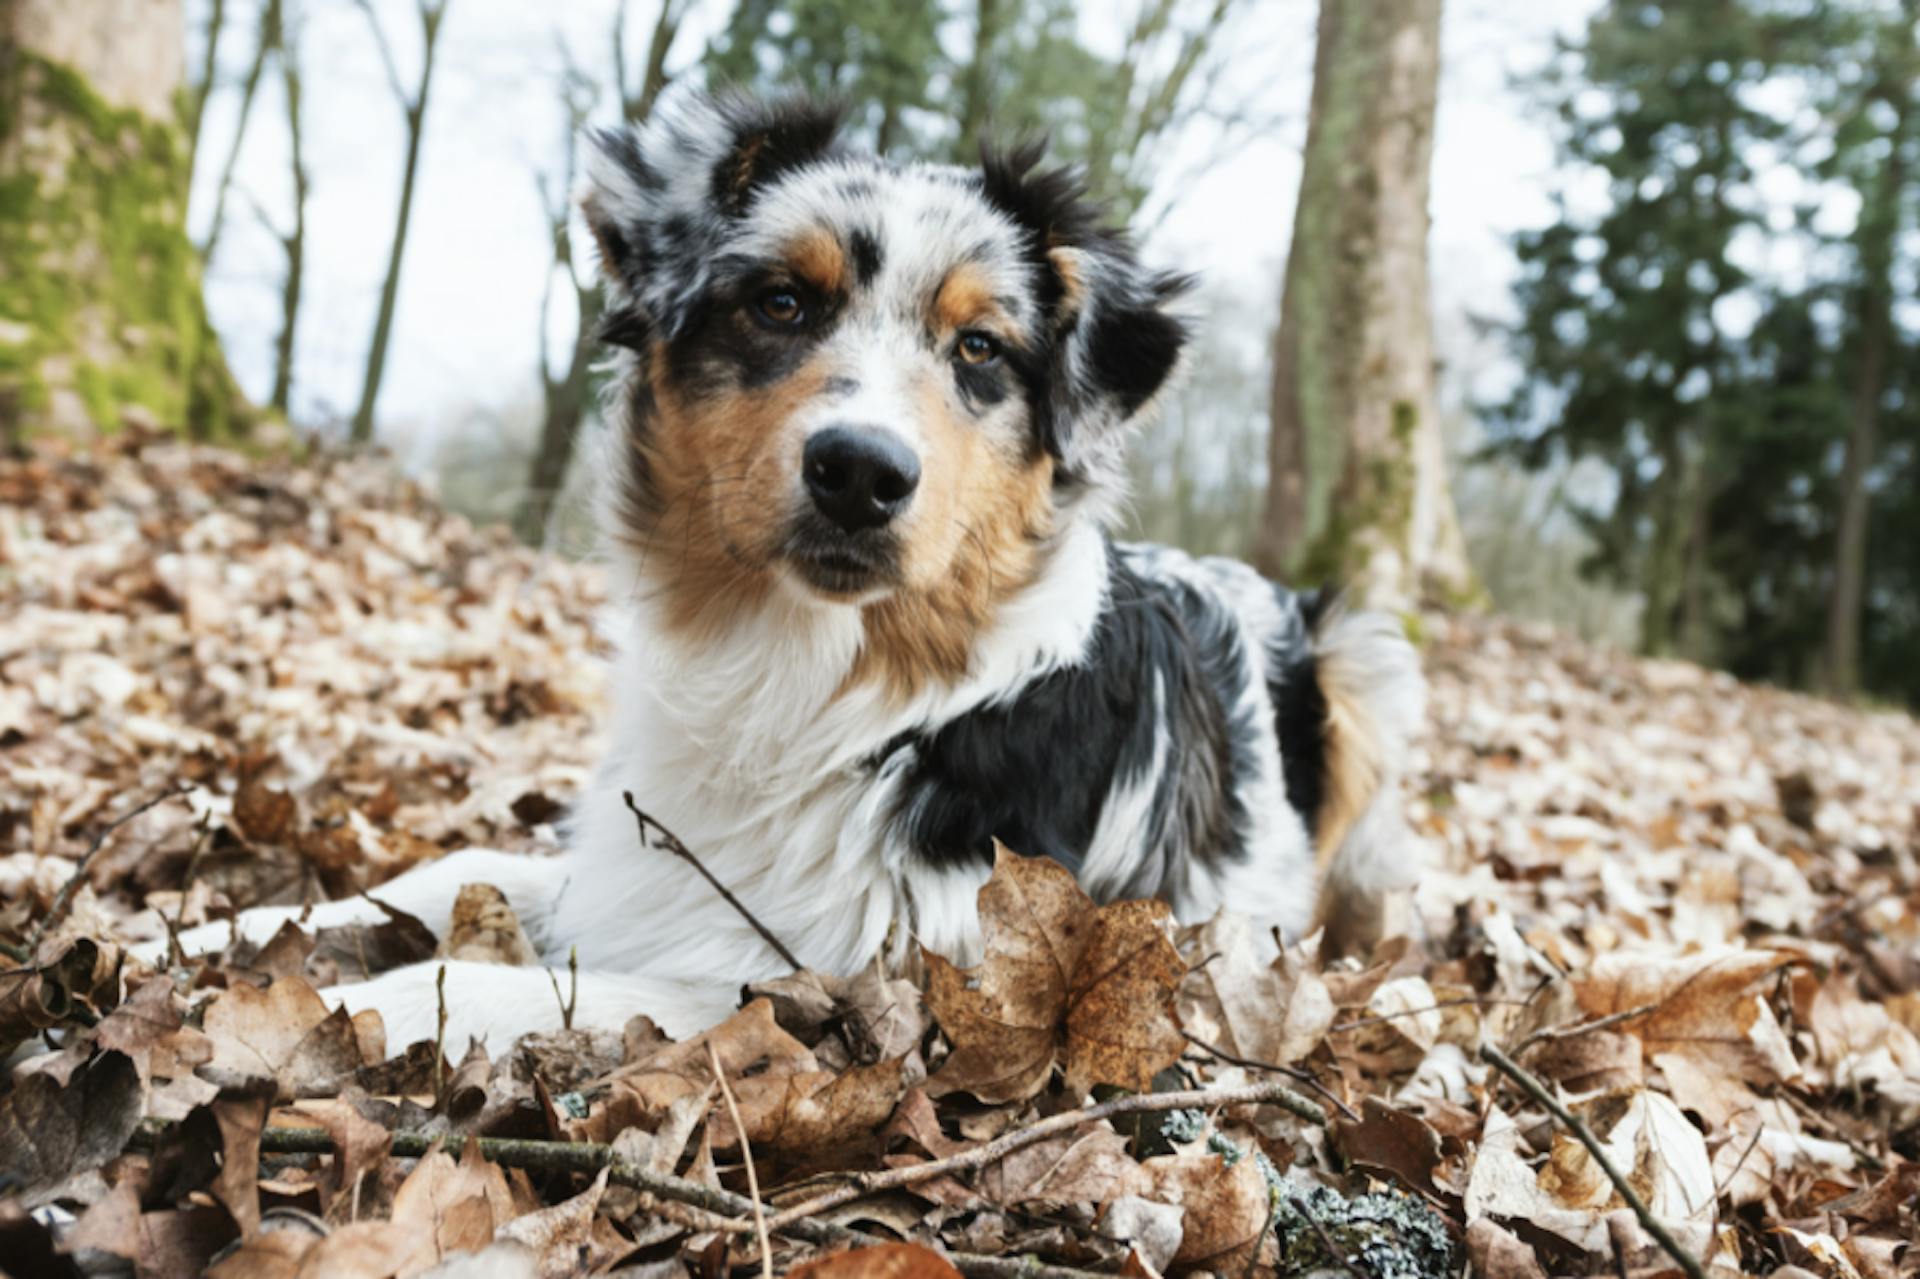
[710,95,847,218]
[889,543,1248,891]
[1270,587,1330,833]
[1084,284,1190,416]
[849,227,883,287]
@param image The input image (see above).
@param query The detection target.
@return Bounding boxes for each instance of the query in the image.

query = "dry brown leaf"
[0,1048,142,1204]
[388,1137,516,1266]
[1062,898,1187,1096]
[1139,1152,1271,1274]
[200,974,370,1099]
[787,1243,964,1278]
[492,1168,626,1278]
[284,1099,393,1216]
[1330,1096,1444,1198]
[1573,946,1802,1087]
[1465,1218,1547,1279]
[211,1093,268,1236]
[235,777,299,844]
[440,882,538,966]
[926,848,1186,1102]
[978,1123,1145,1206]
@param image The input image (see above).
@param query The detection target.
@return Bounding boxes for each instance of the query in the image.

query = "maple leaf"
[925,848,1187,1103]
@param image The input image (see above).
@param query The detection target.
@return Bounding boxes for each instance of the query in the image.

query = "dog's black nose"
[803,427,921,531]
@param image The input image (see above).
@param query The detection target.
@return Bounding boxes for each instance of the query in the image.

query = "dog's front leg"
[325,959,736,1048]
[130,847,563,966]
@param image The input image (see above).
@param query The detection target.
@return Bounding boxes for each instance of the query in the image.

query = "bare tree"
[513,0,690,544]
[1254,0,1472,609]
[349,0,453,445]
[187,0,229,163]
[202,0,282,260]
[248,1,310,416]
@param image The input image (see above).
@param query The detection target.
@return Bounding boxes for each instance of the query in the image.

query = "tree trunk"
[516,280,600,545]
[1824,26,1911,699]
[1253,0,1472,609]
[954,0,1000,161]
[1,0,248,443]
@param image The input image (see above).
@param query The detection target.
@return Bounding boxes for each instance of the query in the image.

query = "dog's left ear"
[980,142,1194,490]
[580,88,846,342]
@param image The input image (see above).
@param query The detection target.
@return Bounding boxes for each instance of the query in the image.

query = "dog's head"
[582,89,1190,688]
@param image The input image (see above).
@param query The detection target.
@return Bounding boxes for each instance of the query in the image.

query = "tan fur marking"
[786,227,847,295]
[632,341,834,639]
[1309,648,1390,951]
[1047,245,1087,315]
[932,264,1007,335]
[846,378,1055,699]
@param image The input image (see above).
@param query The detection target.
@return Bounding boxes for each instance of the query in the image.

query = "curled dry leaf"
[926,848,1186,1102]
[440,882,539,966]
[200,974,374,1100]
[1139,1152,1272,1275]
[787,1243,964,1278]
[0,1048,143,1205]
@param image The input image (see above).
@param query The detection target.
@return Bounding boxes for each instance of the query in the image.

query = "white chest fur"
[546,520,1111,986]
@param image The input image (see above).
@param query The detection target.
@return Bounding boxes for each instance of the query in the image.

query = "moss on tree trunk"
[0,41,247,442]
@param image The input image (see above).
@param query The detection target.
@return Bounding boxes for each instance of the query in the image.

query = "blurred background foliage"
[3,0,1916,708]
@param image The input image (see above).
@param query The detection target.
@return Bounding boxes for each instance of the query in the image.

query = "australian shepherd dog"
[149,90,1425,1048]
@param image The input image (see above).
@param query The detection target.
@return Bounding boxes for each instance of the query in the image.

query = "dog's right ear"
[580,88,845,342]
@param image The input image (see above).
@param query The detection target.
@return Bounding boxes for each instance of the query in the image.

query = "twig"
[1331,996,1533,1034]
[708,1041,772,1279]
[1289,1193,1364,1279]
[25,787,187,956]
[1713,1122,1765,1198]
[547,945,579,1030]
[761,1079,1324,1233]
[168,810,216,968]
[1480,1044,1707,1279]
[1180,1030,1359,1121]
[1241,1199,1280,1279]
[1512,1002,1659,1057]
[433,965,448,1098]
[131,1121,1111,1279]
[624,792,803,971]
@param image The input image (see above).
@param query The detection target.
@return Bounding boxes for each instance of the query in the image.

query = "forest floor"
[3,433,1918,1279]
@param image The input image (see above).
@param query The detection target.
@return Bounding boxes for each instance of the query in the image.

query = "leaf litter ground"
[3,435,1919,1278]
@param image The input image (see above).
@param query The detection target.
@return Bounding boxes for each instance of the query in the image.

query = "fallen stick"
[25,786,188,957]
[709,1040,773,1279]
[761,1078,1325,1233]
[1479,1044,1707,1279]
[1181,1029,1359,1121]
[136,1121,1113,1279]
[624,792,804,972]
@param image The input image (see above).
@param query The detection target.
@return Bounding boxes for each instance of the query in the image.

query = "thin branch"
[351,0,413,109]
[1331,995,1534,1034]
[1480,1044,1707,1279]
[623,792,804,971]
[25,787,188,957]
[709,1041,772,1279]
[1511,1001,1658,1057]
[1180,1029,1359,1121]
[761,1079,1324,1232]
[132,1122,1111,1279]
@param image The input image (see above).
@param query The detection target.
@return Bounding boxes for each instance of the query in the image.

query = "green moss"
[0,50,247,440]
[1293,400,1420,589]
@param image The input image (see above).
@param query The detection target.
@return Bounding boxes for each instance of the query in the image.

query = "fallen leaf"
[1140,1153,1271,1274]
[200,974,370,1099]
[787,1243,964,1278]
[440,882,538,966]
[0,1049,142,1204]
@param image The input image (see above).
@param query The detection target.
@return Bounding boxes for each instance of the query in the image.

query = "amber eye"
[956,332,1000,366]
[756,289,805,328]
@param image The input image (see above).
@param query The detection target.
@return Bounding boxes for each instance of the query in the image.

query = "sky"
[188,0,1606,468]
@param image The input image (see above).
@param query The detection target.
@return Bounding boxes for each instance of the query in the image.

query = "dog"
[145,89,1425,1050]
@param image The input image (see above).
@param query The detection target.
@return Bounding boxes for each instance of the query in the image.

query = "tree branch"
[351,0,412,109]
[761,1078,1324,1232]
[1480,1043,1707,1279]
[25,787,188,957]
[623,792,805,972]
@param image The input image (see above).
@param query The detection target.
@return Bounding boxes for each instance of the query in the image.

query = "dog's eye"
[756,289,806,328]
[956,332,1000,366]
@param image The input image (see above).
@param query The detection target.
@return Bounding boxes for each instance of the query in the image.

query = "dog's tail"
[1303,600,1426,957]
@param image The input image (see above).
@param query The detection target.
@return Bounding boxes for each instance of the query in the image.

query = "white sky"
[190,0,1604,463]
